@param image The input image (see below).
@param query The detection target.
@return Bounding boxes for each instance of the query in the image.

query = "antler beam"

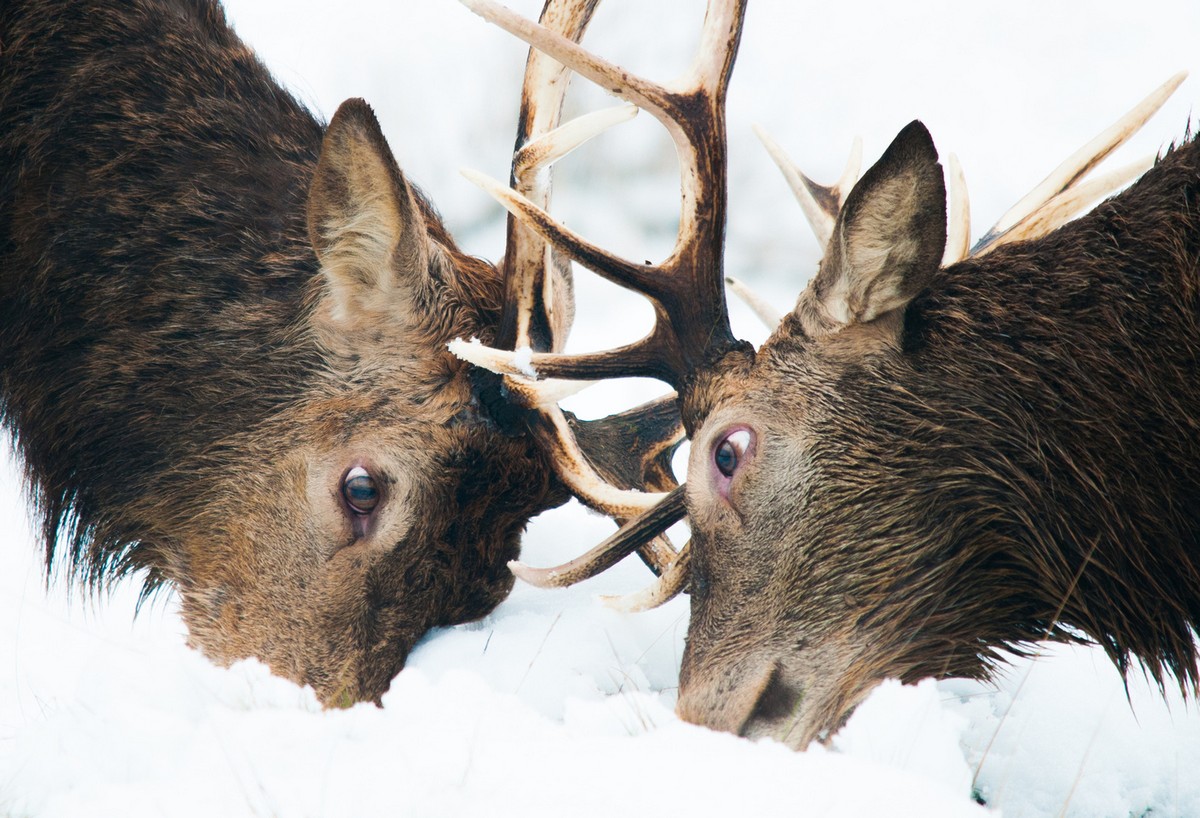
[455,0,750,600]
[460,0,750,391]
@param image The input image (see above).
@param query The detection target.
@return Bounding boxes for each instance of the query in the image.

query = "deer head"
[454,0,1196,749]
[680,92,1200,745]
[0,0,683,706]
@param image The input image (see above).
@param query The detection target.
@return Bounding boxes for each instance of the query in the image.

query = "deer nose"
[676,658,799,738]
[743,665,805,731]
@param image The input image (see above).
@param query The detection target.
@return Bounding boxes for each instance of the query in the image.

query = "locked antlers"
[452,0,749,608]
[456,1,1184,613]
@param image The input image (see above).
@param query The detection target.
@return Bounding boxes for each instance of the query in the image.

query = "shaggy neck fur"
[838,134,1200,690]
[0,0,505,589]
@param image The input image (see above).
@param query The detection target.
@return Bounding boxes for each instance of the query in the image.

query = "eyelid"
[726,430,751,455]
[710,426,757,506]
[341,464,382,531]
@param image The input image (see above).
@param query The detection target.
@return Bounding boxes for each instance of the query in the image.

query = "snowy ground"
[4,1,1200,816]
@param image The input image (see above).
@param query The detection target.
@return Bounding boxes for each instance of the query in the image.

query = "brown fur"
[676,121,1200,747]
[0,0,567,703]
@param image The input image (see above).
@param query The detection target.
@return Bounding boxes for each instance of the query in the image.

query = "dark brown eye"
[342,466,379,514]
[714,429,752,478]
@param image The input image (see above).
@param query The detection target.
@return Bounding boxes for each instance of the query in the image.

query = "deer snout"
[678,644,863,750]
[678,655,823,749]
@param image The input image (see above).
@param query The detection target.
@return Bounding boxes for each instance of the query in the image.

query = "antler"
[971,71,1186,256]
[724,72,1187,331]
[451,0,697,578]
[460,5,1184,613]
[456,0,748,388]
[453,0,749,608]
[750,71,1186,278]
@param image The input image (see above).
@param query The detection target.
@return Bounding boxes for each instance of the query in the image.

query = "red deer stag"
[0,0,681,706]
[454,0,1199,749]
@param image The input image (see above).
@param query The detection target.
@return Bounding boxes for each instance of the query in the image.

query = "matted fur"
[676,122,1200,747]
[0,0,564,704]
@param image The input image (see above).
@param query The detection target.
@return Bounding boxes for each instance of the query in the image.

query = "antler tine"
[462,0,674,116]
[601,541,691,613]
[835,136,864,203]
[512,104,637,181]
[462,168,665,298]
[983,156,1154,252]
[447,359,679,519]
[518,395,670,520]
[462,0,749,390]
[942,153,972,266]
[509,488,687,588]
[754,125,834,248]
[973,71,1187,256]
[453,318,691,383]
[725,275,783,329]
[754,125,863,249]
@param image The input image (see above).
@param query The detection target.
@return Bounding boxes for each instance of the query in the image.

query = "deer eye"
[342,466,380,514]
[714,429,752,478]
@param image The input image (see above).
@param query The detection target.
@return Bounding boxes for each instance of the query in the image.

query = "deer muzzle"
[676,638,869,749]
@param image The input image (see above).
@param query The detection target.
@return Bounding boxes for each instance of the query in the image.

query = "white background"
[3,1,1200,815]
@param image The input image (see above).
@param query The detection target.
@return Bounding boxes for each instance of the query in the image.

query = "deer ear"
[794,120,946,343]
[307,98,436,330]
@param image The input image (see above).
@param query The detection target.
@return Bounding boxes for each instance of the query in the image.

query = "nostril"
[742,662,803,734]
[677,657,809,744]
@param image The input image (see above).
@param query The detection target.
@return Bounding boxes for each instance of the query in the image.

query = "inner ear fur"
[307,98,437,330]
[795,120,947,344]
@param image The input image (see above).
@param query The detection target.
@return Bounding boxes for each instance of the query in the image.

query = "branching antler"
[452,0,723,585]
[459,1,667,523]
[754,72,1186,271]
[456,0,748,390]
[453,0,750,610]
[458,4,1182,615]
[724,72,1187,331]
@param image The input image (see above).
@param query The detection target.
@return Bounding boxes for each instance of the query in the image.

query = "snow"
[4,1,1200,816]
[510,346,538,379]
